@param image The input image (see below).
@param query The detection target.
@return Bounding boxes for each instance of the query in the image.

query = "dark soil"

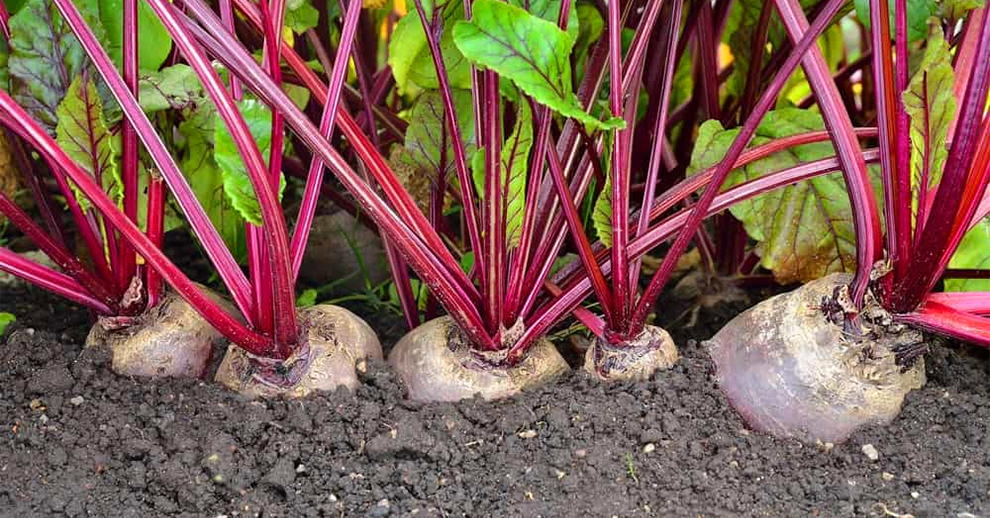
[2,283,989,518]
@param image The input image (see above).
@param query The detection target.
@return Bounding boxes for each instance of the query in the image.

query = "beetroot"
[708,274,926,443]
[388,317,569,402]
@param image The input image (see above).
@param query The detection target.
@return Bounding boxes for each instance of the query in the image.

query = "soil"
[2,282,989,518]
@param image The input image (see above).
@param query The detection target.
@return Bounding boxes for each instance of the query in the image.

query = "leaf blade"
[8,0,103,131]
[452,0,621,130]
[946,218,990,292]
[902,29,955,219]
[213,99,285,227]
[688,109,874,284]
[55,74,122,210]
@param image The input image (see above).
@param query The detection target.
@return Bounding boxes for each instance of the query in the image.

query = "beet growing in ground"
[1,285,989,518]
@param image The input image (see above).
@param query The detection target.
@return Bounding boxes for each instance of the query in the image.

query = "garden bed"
[1,283,989,518]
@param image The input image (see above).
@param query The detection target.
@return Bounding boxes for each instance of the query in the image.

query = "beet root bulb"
[584,325,678,381]
[388,316,570,402]
[215,304,382,398]
[707,273,926,444]
[85,288,227,379]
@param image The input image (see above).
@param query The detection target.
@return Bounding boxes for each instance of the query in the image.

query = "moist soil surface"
[2,282,989,518]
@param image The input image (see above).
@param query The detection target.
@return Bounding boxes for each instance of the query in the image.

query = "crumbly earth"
[1,284,989,518]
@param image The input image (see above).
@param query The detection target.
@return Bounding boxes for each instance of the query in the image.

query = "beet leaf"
[452,0,621,130]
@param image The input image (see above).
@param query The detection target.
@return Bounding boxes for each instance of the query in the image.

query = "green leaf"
[213,99,286,227]
[689,109,874,284]
[471,146,486,193]
[670,52,693,113]
[470,102,534,247]
[501,102,534,247]
[592,173,612,246]
[946,218,990,292]
[853,0,935,42]
[284,82,311,110]
[452,0,622,131]
[687,119,742,176]
[939,0,985,25]
[388,0,471,94]
[723,0,849,101]
[902,28,955,219]
[389,0,577,95]
[8,0,104,131]
[550,253,577,275]
[178,105,247,260]
[460,250,475,273]
[506,0,580,42]
[591,134,614,246]
[4,0,30,15]
[285,0,320,33]
[405,6,473,92]
[405,88,477,175]
[296,288,318,308]
[56,74,122,211]
[0,312,15,335]
[573,1,603,80]
[138,64,205,113]
[387,3,432,95]
[97,0,173,71]
[0,37,10,92]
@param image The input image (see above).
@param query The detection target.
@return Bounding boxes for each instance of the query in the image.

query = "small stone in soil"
[69,396,84,406]
[861,444,879,461]
[518,429,537,439]
[366,499,391,517]
[881,472,895,481]
[643,443,656,453]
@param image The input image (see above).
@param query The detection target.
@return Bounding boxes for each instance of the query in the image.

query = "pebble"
[643,443,656,453]
[69,396,85,406]
[366,499,391,517]
[861,444,879,461]
[881,472,895,481]
[573,449,587,459]
[518,429,537,439]
[911,491,920,499]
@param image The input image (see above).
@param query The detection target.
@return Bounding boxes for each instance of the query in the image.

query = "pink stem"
[512,148,883,359]
[178,4,495,348]
[119,0,140,303]
[0,248,113,314]
[0,89,271,352]
[50,0,255,320]
[144,0,299,353]
[897,300,990,347]
[0,190,118,310]
[289,0,363,279]
[925,292,990,315]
